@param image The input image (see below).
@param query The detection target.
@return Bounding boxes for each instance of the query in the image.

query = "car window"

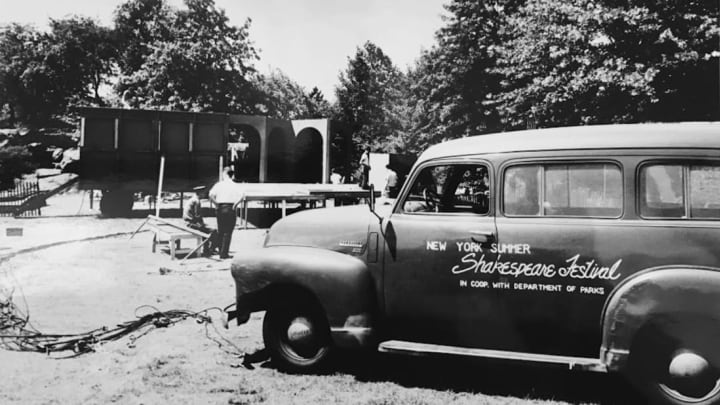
[504,165,541,216]
[401,163,490,215]
[640,165,684,218]
[640,163,720,219]
[691,166,720,218]
[504,163,622,217]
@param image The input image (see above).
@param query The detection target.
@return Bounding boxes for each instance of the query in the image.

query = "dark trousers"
[216,203,237,258]
[360,166,370,189]
[186,222,218,255]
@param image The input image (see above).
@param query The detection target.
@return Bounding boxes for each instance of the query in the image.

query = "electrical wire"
[0,292,245,359]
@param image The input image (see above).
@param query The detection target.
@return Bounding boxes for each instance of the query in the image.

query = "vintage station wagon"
[229,122,720,405]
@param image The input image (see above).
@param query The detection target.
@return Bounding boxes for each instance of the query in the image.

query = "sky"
[0,0,448,101]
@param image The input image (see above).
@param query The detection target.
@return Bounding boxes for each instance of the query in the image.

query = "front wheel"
[629,327,720,405]
[262,300,332,373]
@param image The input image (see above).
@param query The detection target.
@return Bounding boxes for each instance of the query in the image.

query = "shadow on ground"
[338,351,643,404]
[246,348,644,405]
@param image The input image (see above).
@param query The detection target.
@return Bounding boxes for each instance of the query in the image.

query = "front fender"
[600,266,720,371]
[230,246,376,345]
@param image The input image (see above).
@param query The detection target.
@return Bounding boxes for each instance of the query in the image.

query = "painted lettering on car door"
[437,241,622,295]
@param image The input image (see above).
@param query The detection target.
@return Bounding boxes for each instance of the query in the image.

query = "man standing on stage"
[209,167,238,259]
[359,147,371,190]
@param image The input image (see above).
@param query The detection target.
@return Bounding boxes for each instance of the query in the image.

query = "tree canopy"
[114,0,259,113]
[0,24,46,123]
[0,0,717,159]
[45,17,117,105]
[334,41,408,153]
[491,0,720,129]
[253,69,332,119]
[406,1,519,151]
[0,18,114,124]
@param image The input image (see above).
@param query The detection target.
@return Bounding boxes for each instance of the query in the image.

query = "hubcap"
[287,316,315,346]
[660,350,720,402]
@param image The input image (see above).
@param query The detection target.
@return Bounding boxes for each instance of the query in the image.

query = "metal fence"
[0,179,41,217]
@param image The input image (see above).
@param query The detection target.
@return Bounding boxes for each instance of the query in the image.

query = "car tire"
[262,299,332,373]
[628,325,720,405]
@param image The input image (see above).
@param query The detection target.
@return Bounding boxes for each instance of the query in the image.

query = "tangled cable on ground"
[0,291,244,359]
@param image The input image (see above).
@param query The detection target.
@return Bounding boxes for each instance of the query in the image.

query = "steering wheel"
[423,188,440,212]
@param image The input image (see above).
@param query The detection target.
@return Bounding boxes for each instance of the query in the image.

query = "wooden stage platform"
[225,183,379,229]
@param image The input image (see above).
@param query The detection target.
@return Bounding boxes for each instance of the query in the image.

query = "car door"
[494,159,627,357]
[383,160,516,349]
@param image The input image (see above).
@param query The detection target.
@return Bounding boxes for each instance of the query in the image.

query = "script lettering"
[450,253,622,281]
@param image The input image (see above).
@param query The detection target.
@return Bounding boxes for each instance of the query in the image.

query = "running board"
[378,340,607,372]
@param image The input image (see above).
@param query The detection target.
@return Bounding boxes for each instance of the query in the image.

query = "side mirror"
[367,184,384,224]
[368,184,376,211]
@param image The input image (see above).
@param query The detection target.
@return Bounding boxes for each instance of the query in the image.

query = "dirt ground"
[0,190,641,405]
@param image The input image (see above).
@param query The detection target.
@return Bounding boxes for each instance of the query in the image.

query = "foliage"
[2,0,717,156]
[0,145,36,187]
[405,0,523,152]
[0,18,115,125]
[0,24,50,124]
[45,17,117,105]
[305,87,333,119]
[252,69,332,119]
[113,0,174,75]
[114,0,259,113]
[490,0,720,129]
[335,42,409,154]
[253,69,307,119]
[333,42,411,178]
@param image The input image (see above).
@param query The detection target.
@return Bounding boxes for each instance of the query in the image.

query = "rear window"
[640,163,720,219]
[504,163,622,218]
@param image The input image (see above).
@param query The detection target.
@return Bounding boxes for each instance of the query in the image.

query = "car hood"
[265,202,394,256]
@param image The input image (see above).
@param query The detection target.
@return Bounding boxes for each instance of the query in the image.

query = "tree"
[305,87,332,119]
[45,17,117,105]
[0,24,49,124]
[491,0,720,128]
[113,0,173,75]
[253,68,311,119]
[253,70,334,119]
[335,41,408,154]
[406,0,523,151]
[114,0,259,113]
[0,18,116,125]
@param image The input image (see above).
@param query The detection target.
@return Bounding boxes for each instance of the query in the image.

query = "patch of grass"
[142,355,189,388]
[227,377,266,404]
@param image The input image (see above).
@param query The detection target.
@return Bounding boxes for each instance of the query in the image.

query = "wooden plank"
[147,215,209,239]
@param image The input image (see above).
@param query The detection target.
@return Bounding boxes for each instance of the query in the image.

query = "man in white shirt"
[384,164,399,198]
[359,148,370,190]
[330,168,344,185]
[209,167,238,259]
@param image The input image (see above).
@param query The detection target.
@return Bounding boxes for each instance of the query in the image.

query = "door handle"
[470,230,495,243]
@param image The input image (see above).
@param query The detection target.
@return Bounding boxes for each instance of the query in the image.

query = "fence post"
[36,179,41,216]
[19,182,23,214]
